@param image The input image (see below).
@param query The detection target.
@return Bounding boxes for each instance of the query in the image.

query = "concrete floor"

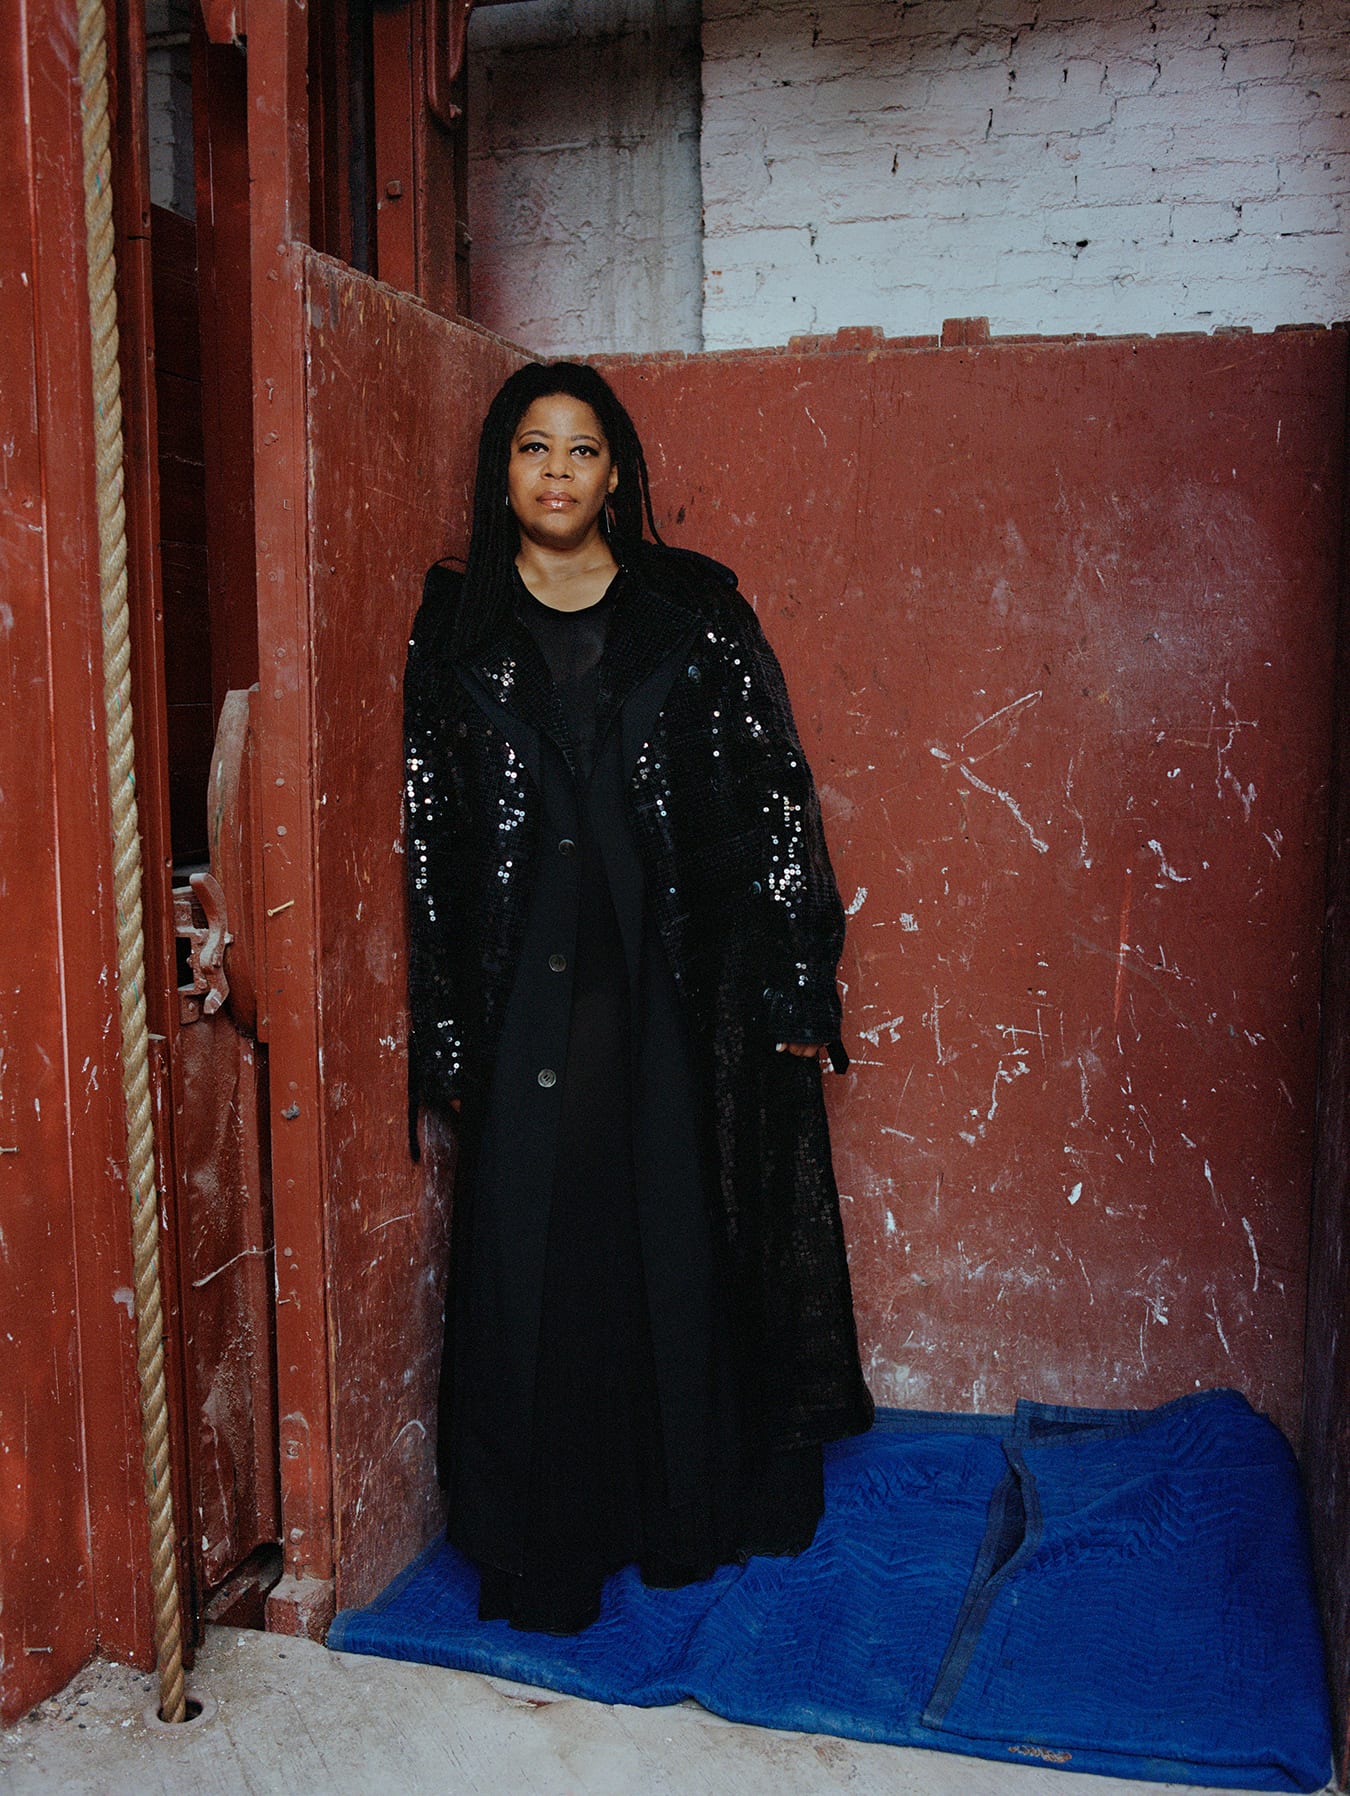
[0,1627,1334,1796]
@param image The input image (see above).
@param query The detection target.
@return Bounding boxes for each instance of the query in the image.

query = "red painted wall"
[1,5,153,1723]
[1303,358,1350,1780]
[606,329,1344,1443]
[300,257,525,1606]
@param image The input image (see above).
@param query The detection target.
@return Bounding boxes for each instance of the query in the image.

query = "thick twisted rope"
[78,0,187,1726]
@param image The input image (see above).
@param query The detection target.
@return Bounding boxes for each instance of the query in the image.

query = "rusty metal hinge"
[173,871,231,1025]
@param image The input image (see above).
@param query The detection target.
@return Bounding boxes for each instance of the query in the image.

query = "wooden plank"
[246,1,335,1599]
[1301,354,1350,1787]
[301,254,523,1606]
[0,0,159,1721]
[604,328,1345,1443]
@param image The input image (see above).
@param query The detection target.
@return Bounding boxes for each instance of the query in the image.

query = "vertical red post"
[1,0,155,1719]
[246,1,337,1633]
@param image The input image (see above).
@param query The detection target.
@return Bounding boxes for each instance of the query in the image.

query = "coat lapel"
[595,568,698,752]
[465,612,578,776]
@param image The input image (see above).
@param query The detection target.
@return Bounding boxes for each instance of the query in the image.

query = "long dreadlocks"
[450,362,664,658]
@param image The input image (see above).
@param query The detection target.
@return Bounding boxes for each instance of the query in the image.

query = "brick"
[726,152,902,228]
[1265,232,1350,280]
[1047,201,1175,243]
[265,1576,335,1642]
[1072,160,1170,205]
[1241,192,1344,234]
[1298,114,1350,155]
[1290,37,1350,87]
[995,91,1116,135]
[1222,38,1296,83]
[702,10,811,62]
[1184,268,1343,321]
[1278,151,1350,196]
[925,64,1014,108]
[705,222,818,269]
[702,265,765,315]
[1172,199,1244,240]
[1156,145,1282,201]
[810,2,914,48]
[1037,0,1156,26]
[1289,0,1350,32]
[1152,46,1230,91]
[1113,87,1243,132]
[976,0,1041,28]
[1237,81,1327,126]
[1102,54,1163,98]
[1007,54,1108,103]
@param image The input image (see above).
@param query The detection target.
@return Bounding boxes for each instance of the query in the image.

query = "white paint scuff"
[1241,1216,1260,1292]
[932,746,1050,855]
[1145,839,1190,883]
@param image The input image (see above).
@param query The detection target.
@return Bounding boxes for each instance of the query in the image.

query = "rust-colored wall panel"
[1303,367,1350,1781]
[0,202,98,1705]
[176,1020,279,1591]
[1,1,155,1721]
[299,255,524,1607]
[605,331,1343,1443]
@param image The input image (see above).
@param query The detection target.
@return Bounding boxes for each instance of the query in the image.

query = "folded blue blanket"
[327,1389,1331,1791]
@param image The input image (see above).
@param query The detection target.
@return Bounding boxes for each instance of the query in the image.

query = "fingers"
[775,1041,826,1059]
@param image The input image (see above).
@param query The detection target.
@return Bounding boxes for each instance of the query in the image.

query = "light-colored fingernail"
[775,1042,785,1052]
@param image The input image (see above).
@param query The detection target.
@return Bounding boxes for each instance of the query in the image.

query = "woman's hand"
[776,1041,825,1059]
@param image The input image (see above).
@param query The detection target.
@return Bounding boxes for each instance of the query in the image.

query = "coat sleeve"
[404,569,467,1151]
[723,594,849,1055]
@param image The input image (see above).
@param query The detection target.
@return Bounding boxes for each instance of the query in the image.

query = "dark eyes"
[516,440,599,457]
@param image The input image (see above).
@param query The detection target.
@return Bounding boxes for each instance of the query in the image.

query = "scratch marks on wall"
[930,743,1052,855]
[1205,1285,1234,1360]
[960,687,1043,758]
[1242,1216,1261,1292]
[610,331,1337,1442]
[1113,867,1134,1029]
[1208,684,1260,818]
[1145,838,1191,885]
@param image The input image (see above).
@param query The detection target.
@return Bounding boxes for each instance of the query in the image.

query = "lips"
[538,491,575,509]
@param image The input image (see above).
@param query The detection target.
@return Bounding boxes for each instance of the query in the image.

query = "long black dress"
[462,568,823,1634]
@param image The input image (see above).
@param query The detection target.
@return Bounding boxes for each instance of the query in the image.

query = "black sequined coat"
[404,543,873,1459]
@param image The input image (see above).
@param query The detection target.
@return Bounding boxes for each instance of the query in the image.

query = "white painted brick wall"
[146,0,194,219]
[701,0,1350,346]
[466,0,704,355]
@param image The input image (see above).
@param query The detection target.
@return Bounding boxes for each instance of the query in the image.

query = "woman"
[405,362,871,1635]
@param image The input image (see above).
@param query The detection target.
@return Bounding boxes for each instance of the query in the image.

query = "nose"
[542,445,571,479]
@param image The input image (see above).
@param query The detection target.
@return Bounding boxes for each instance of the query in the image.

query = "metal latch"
[173,871,232,1025]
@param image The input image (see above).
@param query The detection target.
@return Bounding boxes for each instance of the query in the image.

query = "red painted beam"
[245,1,336,1601]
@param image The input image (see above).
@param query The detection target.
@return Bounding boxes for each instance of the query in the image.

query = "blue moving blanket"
[327,1390,1331,1791]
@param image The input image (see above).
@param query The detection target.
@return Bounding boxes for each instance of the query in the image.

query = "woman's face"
[507,393,619,554]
